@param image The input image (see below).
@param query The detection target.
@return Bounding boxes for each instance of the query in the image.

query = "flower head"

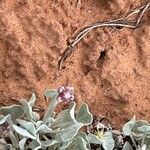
[57,86,74,102]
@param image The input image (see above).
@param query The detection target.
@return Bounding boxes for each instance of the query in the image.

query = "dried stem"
[58,2,150,69]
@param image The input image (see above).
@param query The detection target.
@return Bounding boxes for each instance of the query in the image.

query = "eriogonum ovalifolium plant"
[0,86,150,150]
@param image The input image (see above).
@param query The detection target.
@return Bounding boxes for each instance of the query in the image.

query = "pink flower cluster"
[57,86,74,102]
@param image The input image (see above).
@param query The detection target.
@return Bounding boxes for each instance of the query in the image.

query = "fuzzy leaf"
[36,124,52,133]
[77,132,89,143]
[122,142,133,150]
[132,120,150,137]
[44,89,58,100]
[137,125,150,134]
[0,115,12,125]
[102,132,115,150]
[19,138,27,150]
[28,138,41,150]
[60,142,71,150]
[0,105,24,121]
[41,139,58,149]
[55,123,83,142]
[20,99,34,121]
[29,93,36,107]
[87,133,102,144]
[43,98,58,124]
[51,102,76,129]
[67,137,88,150]
[13,124,36,139]
[16,119,36,137]
[76,103,93,125]
[123,116,136,135]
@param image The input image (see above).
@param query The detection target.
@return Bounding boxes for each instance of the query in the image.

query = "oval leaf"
[13,124,36,140]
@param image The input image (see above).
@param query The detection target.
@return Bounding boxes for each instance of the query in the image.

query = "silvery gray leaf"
[55,123,83,142]
[75,103,93,125]
[43,98,58,124]
[51,101,76,129]
[0,105,24,121]
[44,89,58,100]
[0,114,12,125]
[132,120,150,137]
[41,139,58,149]
[77,132,89,143]
[123,116,136,136]
[20,99,34,121]
[59,141,71,150]
[35,121,43,128]
[137,125,150,134]
[122,142,133,150]
[29,93,36,107]
[16,119,36,137]
[101,132,115,150]
[13,124,36,140]
[67,137,88,150]
[36,124,52,133]
[19,138,27,150]
[27,137,41,150]
[87,133,102,144]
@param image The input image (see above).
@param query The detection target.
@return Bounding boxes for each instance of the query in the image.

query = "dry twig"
[58,2,150,69]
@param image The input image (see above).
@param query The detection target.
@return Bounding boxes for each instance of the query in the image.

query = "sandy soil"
[0,0,150,128]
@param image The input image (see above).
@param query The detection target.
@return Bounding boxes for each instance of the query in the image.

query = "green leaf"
[13,124,36,139]
[16,119,36,137]
[76,103,93,125]
[55,123,83,142]
[19,138,27,150]
[123,116,136,136]
[122,142,133,150]
[87,133,102,144]
[0,105,24,121]
[51,102,76,129]
[44,89,58,100]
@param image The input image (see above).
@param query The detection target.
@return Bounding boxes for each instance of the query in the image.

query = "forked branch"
[58,2,150,69]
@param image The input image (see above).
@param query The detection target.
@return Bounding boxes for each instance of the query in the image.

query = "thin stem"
[130,133,138,149]
[141,132,147,146]
[9,130,19,148]
[43,98,58,124]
